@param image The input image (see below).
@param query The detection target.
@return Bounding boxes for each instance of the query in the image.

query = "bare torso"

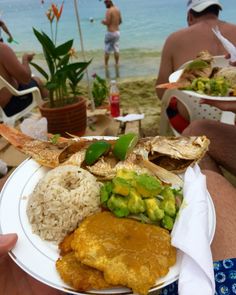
[104,6,121,32]
[156,16,236,99]
[0,46,18,107]
[0,43,32,108]
[171,19,236,70]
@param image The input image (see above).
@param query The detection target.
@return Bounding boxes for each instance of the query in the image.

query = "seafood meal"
[157,50,236,97]
[0,124,210,295]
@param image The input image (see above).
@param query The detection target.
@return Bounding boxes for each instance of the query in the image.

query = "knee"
[182,119,212,136]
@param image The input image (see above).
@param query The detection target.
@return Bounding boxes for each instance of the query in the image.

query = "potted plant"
[91,73,109,108]
[31,2,91,137]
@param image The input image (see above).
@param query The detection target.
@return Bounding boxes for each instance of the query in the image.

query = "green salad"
[100,169,183,231]
[184,77,230,96]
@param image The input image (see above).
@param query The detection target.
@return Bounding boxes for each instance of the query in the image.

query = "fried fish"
[0,124,209,178]
[71,211,176,295]
[56,252,111,291]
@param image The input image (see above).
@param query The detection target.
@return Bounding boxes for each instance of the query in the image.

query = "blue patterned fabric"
[160,258,236,295]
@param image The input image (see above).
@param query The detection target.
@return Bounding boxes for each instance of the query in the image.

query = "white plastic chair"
[0,75,43,126]
[159,55,235,136]
[159,89,235,135]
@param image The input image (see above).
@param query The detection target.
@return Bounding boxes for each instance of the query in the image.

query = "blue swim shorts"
[3,79,38,116]
[105,31,120,54]
[159,258,236,295]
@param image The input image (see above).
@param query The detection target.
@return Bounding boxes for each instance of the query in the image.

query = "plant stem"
[50,22,54,42]
[55,21,58,45]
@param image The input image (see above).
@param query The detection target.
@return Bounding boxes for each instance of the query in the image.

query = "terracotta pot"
[39,97,87,137]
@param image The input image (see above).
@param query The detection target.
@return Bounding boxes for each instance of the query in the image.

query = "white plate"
[169,69,236,101]
[0,158,216,294]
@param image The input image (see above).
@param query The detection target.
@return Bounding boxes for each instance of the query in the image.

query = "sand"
[17,50,162,137]
[79,76,161,137]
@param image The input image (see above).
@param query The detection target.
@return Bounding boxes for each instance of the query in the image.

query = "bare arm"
[119,11,122,25]
[203,170,236,261]
[200,99,236,113]
[1,44,33,84]
[156,36,174,100]
[102,10,111,26]
[0,21,13,41]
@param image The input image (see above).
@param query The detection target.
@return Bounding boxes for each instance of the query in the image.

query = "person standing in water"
[101,0,122,67]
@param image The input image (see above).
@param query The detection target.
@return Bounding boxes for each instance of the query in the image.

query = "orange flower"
[51,2,64,21]
[46,8,54,23]
[68,48,78,58]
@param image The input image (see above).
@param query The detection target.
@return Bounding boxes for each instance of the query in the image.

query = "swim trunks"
[159,258,236,294]
[3,79,39,116]
[167,96,189,133]
[104,31,120,54]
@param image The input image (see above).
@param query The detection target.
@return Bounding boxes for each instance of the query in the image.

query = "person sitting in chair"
[0,42,48,116]
[156,0,236,133]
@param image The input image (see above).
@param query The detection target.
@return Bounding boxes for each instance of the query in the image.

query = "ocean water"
[0,0,235,78]
[1,0,235,52]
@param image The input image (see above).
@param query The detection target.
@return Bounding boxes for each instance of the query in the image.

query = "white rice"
[27,165,101,242]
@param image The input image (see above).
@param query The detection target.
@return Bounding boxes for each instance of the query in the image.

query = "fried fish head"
[56,252,111,291]
[149,135,210,173]
[71,211,176,295]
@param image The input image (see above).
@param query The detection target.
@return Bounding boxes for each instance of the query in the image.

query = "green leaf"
[57,55,70,68]
[50,134,61,144]
[33,28,56,58]
[30,62,49,80]
[46,81,59,90]
[55,40,73,56]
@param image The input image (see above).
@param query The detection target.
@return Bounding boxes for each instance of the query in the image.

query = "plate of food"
[0,124,216,295]
[157,50,236,101]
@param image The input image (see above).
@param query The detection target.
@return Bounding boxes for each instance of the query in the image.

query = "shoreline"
[16,48,161,136]
[16,48,162,80]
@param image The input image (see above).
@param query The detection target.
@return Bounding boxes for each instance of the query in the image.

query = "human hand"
[23,53,35,63]
[7,36,13,43]
[200,99,236,113]
[225,53,236,67]
[0,234,64,295]
[0,233,17,256]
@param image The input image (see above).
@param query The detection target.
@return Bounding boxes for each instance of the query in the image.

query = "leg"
[203,170,236,261]
[115,63,120,78]
[104,32,111,67]
[104,52,110,67]
[114,52,119,66]
[183,120,236,174]
[32,77,48,99]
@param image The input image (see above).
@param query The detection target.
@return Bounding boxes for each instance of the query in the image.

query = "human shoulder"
[0,43,19,68]
[221,20,236,32]
[164,27,191,47]
[0,43,14,55]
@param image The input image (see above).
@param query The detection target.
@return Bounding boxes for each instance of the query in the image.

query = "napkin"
[171,165,215,295]
[114,113,144,122]
[212,26,236,62]
[20,117,48,141]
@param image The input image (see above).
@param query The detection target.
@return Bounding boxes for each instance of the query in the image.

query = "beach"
[78,75,161,137]
[16,48,162,137]
[8,0,236,137]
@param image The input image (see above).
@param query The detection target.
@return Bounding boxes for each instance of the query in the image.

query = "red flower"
[51,2,64,21]
[46,8,54,23]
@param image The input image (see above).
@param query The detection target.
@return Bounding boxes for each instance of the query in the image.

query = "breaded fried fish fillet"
[71,211,176,295]
[56,252,111,291]
[58,232,75,256]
